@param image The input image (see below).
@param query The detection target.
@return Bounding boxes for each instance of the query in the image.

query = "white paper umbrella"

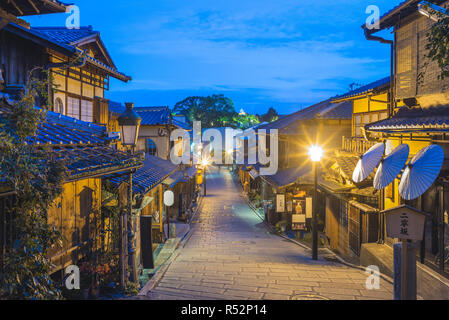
[374,144,409,190]
[399,145,444,200]
[352,142,385,183]
[385,139,394,156]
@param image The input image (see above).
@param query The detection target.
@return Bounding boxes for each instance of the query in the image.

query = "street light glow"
[308,145,323,162]
[201,158,209,167]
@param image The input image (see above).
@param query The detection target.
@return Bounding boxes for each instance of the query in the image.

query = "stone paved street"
[147,167,394,300]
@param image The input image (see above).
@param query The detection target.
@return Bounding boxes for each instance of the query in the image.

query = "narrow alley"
[146,168,394,300]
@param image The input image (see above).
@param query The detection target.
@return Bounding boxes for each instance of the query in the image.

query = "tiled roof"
[260,164,312,189]
[108,155,178,195]
[332,77,390,101]
[109,104,191,129]
[365,106,449,133]
[135,107,171,126]
[31,26,98,45]
[108,101,125,115]
[364,0,445,33]
[4,23,131,82]
[0,99,111,145]
[172,118,191,130]
[0,0,69,16]
[0,98,140,181]
[258,99,352,134]
[55,145,140,180]
[31,109,113,145]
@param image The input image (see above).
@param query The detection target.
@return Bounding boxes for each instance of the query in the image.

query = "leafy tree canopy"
[422,3,449,80]
[173,94,237,128]
[259,107,279,123]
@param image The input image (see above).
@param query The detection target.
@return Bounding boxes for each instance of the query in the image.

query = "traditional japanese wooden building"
[243,99,352,233]
[0,94,141,276]
[362,0,449,291]
[322,77,394,263]
[107,155,198,277]
[0,23,131,124]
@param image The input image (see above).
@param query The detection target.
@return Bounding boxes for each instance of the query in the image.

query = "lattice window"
[340,200,348,231]
[81,99,93,122]
[67,97,80,119]
[146,138,157,156]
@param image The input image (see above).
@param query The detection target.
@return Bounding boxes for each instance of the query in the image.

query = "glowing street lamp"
[308,144,323,260]
[308,145,323,162]
[201,158,210,167]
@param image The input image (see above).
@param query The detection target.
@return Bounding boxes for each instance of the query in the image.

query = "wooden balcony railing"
[341,136,376,155]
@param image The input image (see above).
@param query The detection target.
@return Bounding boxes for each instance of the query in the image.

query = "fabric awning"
[132,196,154,214]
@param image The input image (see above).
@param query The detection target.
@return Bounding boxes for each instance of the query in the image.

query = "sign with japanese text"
[292,214,306,231]
[306,197,313,219]
[276,194,285,213]
[385,205,426,241]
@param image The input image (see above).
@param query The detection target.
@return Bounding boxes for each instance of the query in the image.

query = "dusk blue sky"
[26,0,402,115]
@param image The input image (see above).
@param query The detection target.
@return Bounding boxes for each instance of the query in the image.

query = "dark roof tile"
[365,105,449,133]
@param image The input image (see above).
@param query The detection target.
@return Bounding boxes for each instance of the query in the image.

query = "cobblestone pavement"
[147,167,393,300]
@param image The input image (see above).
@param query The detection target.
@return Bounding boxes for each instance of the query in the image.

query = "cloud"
[105,0,397,114]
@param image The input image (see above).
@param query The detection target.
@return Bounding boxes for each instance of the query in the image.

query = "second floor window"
[54,97,64,115]
[146,138,157,156]
[67,97,93,122]
[81,100,93,122]
[67,97,80,120]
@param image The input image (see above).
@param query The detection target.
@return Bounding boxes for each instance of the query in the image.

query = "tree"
[0,61,78,299]
[422,3,449,80]
[259,107,279,123]
[173,94,237,128]
[232,113,260,130]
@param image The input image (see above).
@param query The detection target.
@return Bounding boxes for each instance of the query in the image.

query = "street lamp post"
[118,102,141,288]
[308,145,323,261]
[201,159,209,196]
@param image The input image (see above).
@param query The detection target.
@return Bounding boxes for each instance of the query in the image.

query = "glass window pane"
[146,138,157,156]
[67,97,80,119]
[363,114,370,125]
[81,100,93,122]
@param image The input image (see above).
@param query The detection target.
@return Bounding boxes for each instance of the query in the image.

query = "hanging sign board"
[306,197,313,219]
[286,201,293,213]
[384,205,426,241]
[276,194,285,213]
[292,214,306,231]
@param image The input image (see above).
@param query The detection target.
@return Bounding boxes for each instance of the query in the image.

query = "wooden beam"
[27,0,40,14]
[0,18,9,31]
[8,0,23,16]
